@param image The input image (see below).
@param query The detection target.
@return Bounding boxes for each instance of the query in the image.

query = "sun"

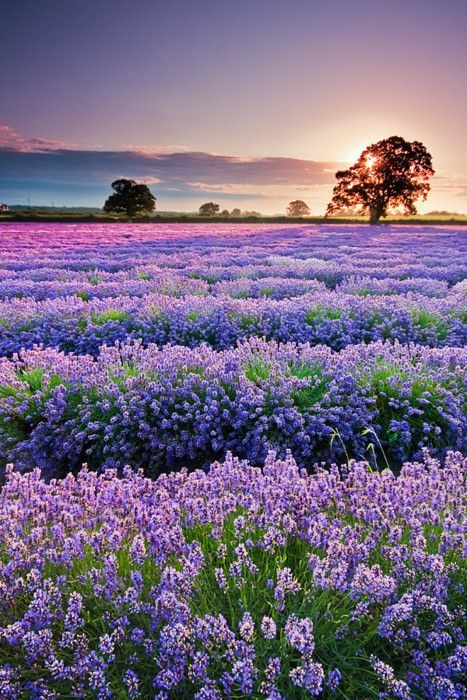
[365,155,378,170]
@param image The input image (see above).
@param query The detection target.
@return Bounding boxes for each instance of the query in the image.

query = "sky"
[1,0,467,214]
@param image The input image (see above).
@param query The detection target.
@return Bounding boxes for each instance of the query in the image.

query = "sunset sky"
[1,0,467,214]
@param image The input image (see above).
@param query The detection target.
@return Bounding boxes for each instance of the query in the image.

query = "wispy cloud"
[186,182,331,200]
[431,172,467,198]
[0,124,75,152]
[120,144,191,156]
[0,125,340,193]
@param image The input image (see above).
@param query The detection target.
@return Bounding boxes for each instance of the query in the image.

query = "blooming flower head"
[261,616,277,640]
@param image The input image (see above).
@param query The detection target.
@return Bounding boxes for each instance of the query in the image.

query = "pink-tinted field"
[1,220,467,252]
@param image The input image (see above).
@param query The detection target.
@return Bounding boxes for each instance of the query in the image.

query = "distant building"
[0,204,10,212]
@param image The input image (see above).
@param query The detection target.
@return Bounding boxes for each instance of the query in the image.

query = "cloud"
[0,124,75,152]
[186,182,331,200]
[120,144,191,156]
[188,182,238,192]
[0,126,341,194]
[430,172,467,198]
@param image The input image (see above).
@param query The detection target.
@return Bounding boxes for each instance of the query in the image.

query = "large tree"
[326,136,434,224]
[103,179,156,217]
[199,202,220,216]
[286,200,310,217]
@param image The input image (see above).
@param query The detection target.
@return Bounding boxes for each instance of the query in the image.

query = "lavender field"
[0,222,466,698]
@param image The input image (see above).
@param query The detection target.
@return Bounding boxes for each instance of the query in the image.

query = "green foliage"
[103,179,156,217]
[287,361,328,411]
[358,357,456,458]
[107,362,141,385]
[0,368,65,444]
[181,511,447,698]
[259,285,273,297]
[175,364,206,381]
[244,358,273,384]
[0,465,466,698]
[90,310,131,325]
[304,307,343,325]
[411,308,449,341]
[239,313,261,330]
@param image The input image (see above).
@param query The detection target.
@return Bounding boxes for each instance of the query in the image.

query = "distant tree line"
[198,203,262,217]
[102,136,434,224]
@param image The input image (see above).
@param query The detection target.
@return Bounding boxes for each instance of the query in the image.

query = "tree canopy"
[286,200,310,217]
[199,202,220,216]
[103,179,156,217]
[326,136,434,224]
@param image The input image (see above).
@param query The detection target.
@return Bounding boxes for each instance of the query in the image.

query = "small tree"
[326,136,434,224]
[286,200,310,217]
[103,179,156,217]
[199,202,220,216]
[230,208,242,218]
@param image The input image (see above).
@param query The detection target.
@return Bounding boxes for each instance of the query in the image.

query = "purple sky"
[1,0,467,213]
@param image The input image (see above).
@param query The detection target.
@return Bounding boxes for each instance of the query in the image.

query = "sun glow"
[365,155,378,170]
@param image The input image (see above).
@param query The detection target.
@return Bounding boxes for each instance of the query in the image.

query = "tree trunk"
[369,207,382,225]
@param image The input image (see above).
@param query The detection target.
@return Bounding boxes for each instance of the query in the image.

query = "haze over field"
[1,0,467,214]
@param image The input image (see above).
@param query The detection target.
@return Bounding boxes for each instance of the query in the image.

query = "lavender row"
[0,261,463,294]
[1,339,464,478]
[0,274,463,302]
[0,291,465,357]
[0,274,329,303]
[1,223,466,288]
[0,451,466,698]
[0,275,210,301]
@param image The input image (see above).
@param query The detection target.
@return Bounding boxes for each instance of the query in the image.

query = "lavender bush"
[0,291,465,357]
[0,339,464,478]
[0,451,466,698]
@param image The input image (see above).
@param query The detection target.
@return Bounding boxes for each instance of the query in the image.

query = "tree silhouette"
[103,179,156,217]
[326,136,434,224]
[199,202,220,216]
[286,200,310,217]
